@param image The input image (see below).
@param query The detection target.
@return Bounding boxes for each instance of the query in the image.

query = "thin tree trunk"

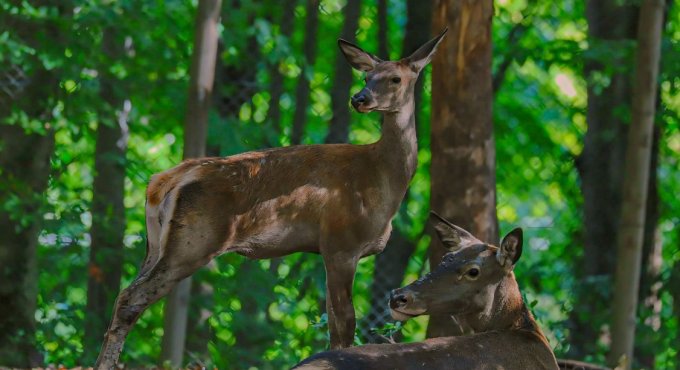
[0,124,53,367]
[230,260,280,368]
[325,0,362,144]
[427,0,498,338]
[570,0,638,357]
[209,4,261,155]
[635,4,670,359]
[608,0,665,367]
[83,27,130,363]
[635,101,663,369]
[364,0,432,343]
[265,0,298,145]
[404,0,432,129]
[0,5,61,363]
[377,0,388,59]
[365,221,415,342]
[160,0,222,366]
[291,0,320,145]
[670,239,680,367]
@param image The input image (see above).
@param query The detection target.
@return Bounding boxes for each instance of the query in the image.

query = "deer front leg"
[322,253,358,349]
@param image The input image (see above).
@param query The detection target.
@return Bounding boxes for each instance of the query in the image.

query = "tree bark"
[209,2,261,155]
[364,0,432,343]
[291,0,320,145]
[671,237,680,367]
[635,7,670,363]
[377,0,388,59]
[0,124,53,367]
[0,4,62,364]
[264,0,298,145]
[325,0,362,144]
[404,0,432,128]
[160,0,222,366]
[608,0,665,367]
[427,0,497,338]
[634,89,663,368]
[570,0,639,357]
[83,27,130,363]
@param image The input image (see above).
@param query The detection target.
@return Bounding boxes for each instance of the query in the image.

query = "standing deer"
[94,30,448,368]
[293,213,560,370]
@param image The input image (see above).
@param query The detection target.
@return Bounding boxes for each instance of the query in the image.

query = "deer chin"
[354,104,378,113]
[390,307,426,321]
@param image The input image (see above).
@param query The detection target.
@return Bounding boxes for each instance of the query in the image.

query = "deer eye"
[391,77,401,84]
[466,268,480,278]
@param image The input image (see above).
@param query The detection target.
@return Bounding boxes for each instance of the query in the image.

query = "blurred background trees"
[0,0,679,368]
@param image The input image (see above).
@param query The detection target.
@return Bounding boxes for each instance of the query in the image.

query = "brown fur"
[94,31,448,369]
[294,217,559,370]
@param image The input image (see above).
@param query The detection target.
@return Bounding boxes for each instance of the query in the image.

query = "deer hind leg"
[95,201,226,368]
[322,249,359,349]
[95,237,219,369]
[94,256,187,369]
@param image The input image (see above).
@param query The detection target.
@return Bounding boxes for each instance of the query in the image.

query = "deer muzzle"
[389,288,426,321]
[350,90,376,112]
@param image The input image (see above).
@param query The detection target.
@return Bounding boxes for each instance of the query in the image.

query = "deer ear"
[497,228,523,269]
[338,39,382,72]
[404,28,447,73]
[430,211,480,251]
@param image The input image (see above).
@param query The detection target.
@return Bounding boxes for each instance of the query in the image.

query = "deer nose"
[351,93,367,105]
[389,289,413,309]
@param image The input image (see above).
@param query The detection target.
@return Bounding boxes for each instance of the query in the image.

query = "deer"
[94,30,448,369]
[293,212,560,370]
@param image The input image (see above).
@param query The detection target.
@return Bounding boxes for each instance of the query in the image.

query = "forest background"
[1,0,679,369]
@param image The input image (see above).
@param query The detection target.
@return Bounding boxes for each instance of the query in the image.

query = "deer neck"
[376,97,418,187]
[455,273,539,335]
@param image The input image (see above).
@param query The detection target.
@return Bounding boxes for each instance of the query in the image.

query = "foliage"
[1,0,679,368]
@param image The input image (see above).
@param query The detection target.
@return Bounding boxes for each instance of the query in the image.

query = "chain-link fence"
[0,65,28,107]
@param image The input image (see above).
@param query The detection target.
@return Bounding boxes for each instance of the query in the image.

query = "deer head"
[338,29,447,113]
[389,212,523,321]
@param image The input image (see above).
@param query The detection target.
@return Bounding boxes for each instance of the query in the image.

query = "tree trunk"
[325,0,362,144]
[427,0,497,338]
[0,124,53,367]
[160,0,222,366]
[634,95,663,369]
[265,0,298,145]
[365,223,415,342]
[83,27,130,363]
[404,0,432,128]
[377,0,388,59]
[570,0,638,357]
[670,239,680,367]
[364,0,432,343]
[291,0,320,145]
[635,4,669,359]
[608,0,665,367]
[209,3,261,155]
[0,7,62,362]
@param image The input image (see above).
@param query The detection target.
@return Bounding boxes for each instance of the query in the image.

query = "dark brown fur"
[294,215,559,370]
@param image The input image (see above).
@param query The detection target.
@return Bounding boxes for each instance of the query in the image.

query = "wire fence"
[0,64,28,107]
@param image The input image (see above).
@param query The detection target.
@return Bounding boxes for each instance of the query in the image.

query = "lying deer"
[94,30,448,368]
[293,213,560,369]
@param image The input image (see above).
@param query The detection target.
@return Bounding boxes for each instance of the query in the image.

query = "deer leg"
[322,252,359,349]
[94,258,187,369]
[95,241,212,370]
